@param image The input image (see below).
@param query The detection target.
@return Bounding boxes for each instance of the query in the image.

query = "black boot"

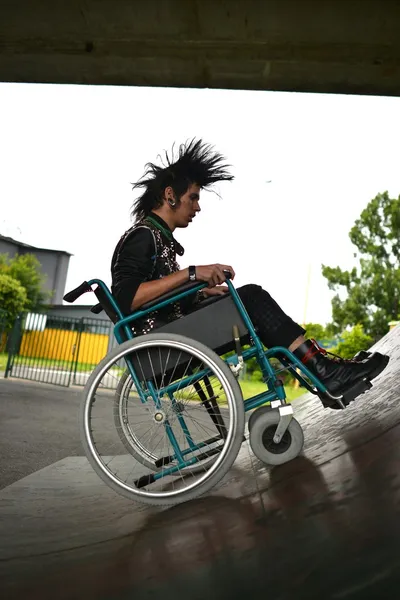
[294,340,389,407]
[328,349,387,366]
[353,350,371,361]
[321,349,392,386]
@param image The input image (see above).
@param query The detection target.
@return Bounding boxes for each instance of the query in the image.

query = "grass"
[0,353,98,373]
[175,375,306,404]
[0,352,306,403]
[0,353,7,370]
[239,378,305,402]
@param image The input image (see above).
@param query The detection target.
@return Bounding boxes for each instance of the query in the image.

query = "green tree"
[322,192,400,340]
[303,322,325,341]
[303,322,329,342]
[330,325,373,360]
[0,273,27,329]
[0,253,51,311]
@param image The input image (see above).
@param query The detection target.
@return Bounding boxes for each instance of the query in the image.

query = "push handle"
[223,269,233,280]
[63,281,92,303]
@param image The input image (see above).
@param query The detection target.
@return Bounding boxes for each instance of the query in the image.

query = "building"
[0,233,108,324]
[1,235,114,368]
[0,234,72,305]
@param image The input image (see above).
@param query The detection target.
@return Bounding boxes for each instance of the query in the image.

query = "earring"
[167,198,176,207]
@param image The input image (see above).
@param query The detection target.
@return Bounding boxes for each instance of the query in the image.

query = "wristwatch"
[188,265,196,282]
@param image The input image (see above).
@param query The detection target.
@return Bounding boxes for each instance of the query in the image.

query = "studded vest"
[117,216,195,336]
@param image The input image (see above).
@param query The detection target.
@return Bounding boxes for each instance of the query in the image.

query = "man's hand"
[194,264,235,287]
[202,285,229,298]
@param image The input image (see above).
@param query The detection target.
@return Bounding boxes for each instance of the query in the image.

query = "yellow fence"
[19,329,109,365]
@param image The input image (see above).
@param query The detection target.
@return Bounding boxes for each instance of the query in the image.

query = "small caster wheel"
[249,408,304,466]
[247,405,270,432]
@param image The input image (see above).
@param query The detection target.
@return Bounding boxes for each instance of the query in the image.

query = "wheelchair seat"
[91,287,250,357]
[157,294,249,356]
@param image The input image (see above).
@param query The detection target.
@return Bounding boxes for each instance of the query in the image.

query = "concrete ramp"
[1,325,400,599]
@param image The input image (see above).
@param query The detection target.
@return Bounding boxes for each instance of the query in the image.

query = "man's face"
[174,183,201,228]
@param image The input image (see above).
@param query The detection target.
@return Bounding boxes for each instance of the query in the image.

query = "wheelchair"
[64,272,370,506]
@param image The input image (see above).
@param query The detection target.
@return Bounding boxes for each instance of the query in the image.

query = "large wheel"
[114,369,221,475]
[249,408,304,466]
[81,333,245,506]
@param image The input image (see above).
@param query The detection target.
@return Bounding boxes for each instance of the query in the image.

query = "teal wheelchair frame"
[64,273,345,505]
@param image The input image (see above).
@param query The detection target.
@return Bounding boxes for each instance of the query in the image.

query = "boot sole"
[320,355,390,410]
[321,378,372,410]
[342,378,372,404]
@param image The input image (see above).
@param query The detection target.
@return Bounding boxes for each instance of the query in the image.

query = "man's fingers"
[209,271,219,287]
[196,264,235,284]
[215,266,226,284]
[217,264,235,279]
[208,267,221,287]
[227,266,235,279]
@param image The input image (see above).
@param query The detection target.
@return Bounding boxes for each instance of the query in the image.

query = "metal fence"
[5,312,115,388]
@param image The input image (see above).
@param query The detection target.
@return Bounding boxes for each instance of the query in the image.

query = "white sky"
[1,82,399,326]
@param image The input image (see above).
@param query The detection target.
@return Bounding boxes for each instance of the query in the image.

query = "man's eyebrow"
[190,193,200,200]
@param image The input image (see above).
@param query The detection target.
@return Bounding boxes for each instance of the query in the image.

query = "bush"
[0,273,27,329]
[0,253,50,311]
[330,324,373,359]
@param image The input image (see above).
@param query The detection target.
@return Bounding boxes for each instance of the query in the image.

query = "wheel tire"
[114,370,219,475]
[249,408,304,466]
[81,333,245,506]
[247,405,270,433]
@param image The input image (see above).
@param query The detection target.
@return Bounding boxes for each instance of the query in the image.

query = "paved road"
[0,379,83,490]
[0,378,229,490]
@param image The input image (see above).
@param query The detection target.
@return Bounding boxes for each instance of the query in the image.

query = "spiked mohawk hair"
[131,138,234,222]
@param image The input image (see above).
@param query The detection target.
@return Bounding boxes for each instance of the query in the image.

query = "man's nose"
[195,201,201,212]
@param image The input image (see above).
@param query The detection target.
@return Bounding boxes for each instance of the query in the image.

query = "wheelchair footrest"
[135,473,156,489]
[154,434,223,468]
[189,443,224,464]
[134,444,225,489]
[319,378,373,409]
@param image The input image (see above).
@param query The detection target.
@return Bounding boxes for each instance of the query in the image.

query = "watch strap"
[188,265,196,281]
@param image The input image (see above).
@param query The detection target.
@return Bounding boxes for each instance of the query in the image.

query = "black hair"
[130,138,234,221]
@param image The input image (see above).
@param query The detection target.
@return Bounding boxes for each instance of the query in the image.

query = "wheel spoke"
[81,335,245,506]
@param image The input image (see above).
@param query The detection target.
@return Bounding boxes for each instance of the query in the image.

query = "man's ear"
[164,186,177,207]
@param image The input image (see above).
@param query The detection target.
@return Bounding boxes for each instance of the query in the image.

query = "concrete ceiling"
[1,0,400,97]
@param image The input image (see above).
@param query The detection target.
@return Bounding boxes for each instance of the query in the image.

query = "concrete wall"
[2,0,400,96]
[48,304,105,321]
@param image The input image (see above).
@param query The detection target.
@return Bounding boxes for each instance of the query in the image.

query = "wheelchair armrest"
[140,280,204,311]
[139,270,233,312]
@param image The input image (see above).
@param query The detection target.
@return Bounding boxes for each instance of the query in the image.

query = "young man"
[111,139,389,407]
